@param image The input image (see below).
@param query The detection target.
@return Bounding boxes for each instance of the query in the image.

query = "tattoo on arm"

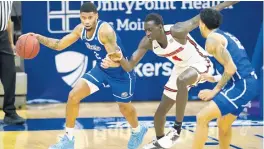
[216,45,232,66]
[213,42,234,90]
[216,72,232,89]
[99,24,120,54]
[37,35,60,50]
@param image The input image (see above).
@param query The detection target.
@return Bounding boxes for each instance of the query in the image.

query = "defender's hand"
[107,50,123,62]
[101,56,120,69]
[198,89,217,101]
[200,74,217,83]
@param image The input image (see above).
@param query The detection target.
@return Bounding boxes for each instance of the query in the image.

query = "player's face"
[144,21,162,41]
[199,20,206,38]
[80,12,98,31]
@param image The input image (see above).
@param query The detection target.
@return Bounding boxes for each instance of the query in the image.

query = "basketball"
[15,34,40,59]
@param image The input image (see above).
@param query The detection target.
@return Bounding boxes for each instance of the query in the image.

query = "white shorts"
[163,59,214,100]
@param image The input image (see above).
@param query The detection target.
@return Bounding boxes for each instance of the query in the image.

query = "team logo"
[121,92,128,98]
[55,51,88,87]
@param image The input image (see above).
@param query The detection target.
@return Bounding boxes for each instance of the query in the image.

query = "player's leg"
[142,94,175,149]
[154,94,175,139]
[66,78,96,128]
[156,67,199,149]
[113,74,138,130]
[117,102,138,128]
[174,67,199,134]
[49,67,103,149]
[154,66,180,141]
[192,84,242,149]
[144,67,185,149]
[217,113,237,149]
[110,71,147,149]
[192,101,222,149]
[216,76,258,149]
[157,61,213,148]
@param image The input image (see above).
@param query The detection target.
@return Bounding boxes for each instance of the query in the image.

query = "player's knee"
[196,113,209,125]
[177,76,187,87]
[119,104,127,113]
[217,120,230,135]
[118,103,133,115]
[68,91,81,104]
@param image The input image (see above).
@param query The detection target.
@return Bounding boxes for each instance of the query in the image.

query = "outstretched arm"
[171,1,239,39]
[119,36,151,72]
[103,36,151,72]
[33,24,82,51]
[206,34,237,93]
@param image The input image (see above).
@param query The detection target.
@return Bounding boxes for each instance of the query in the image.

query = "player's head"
[80,2,98,31]
[199,8,222,38]
[144,13,164,41]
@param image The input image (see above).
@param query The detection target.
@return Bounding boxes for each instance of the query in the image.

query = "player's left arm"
[170,1,239,39]
[99,23,121,54]
[206,34,237,94]
[99,23,122,67]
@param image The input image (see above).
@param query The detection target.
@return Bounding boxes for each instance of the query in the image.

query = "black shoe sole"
[3,120,25,125]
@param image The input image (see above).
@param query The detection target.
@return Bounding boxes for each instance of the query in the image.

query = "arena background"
[20,1,263,105]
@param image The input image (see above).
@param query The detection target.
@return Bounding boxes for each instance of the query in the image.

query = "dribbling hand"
[19,32,38,39]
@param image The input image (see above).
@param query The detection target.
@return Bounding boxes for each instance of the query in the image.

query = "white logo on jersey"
[55,51,88,87]
[85,42,101,51]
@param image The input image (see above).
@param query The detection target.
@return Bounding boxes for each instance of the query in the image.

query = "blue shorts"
[213,76,258,116]
[82,65,136,103]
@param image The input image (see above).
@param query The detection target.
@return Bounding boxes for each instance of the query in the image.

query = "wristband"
[213,75,222,82]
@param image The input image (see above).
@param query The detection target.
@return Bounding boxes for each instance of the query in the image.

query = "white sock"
[66,127,74,140]
[132,125,141,133]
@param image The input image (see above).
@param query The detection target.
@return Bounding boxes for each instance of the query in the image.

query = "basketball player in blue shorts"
[192,8,259,149]
[22,2,147,149]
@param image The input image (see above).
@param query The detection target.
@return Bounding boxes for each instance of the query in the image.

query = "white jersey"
[152,24,209,68]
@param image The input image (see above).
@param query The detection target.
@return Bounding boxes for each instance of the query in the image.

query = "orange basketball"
[16,34,40,59]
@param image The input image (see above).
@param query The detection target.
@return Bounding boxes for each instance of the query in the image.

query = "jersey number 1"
[172,55,182,61]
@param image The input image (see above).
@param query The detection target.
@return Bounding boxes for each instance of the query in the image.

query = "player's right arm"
[170,1,239,39]
[102,36,151,72]
[120,36,151,72]
[206,33,237,93]
[25,24,82,51]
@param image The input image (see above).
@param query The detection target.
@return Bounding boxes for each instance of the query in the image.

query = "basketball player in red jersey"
[101,1,239,148]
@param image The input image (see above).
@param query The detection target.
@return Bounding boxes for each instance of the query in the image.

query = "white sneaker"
[142,137,164,149]
[157,128,180,148]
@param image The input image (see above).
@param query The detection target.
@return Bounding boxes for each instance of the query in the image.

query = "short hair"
[80,2,98,13]
[200,8,222,30]
[145,13,164,26]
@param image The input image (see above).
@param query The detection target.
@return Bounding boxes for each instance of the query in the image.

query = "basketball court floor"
[0,101,263,149]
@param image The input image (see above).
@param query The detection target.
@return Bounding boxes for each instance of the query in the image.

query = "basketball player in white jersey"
[102,2,239,148]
